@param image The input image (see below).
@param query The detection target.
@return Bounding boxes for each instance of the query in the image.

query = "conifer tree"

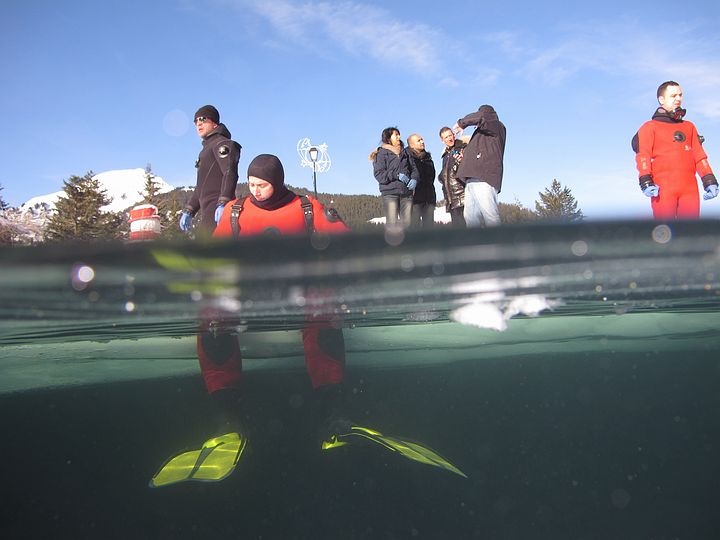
[45,171,124,242]
[534,179,584,222]
[0,184,7,211]
[140,164,164,206]
[0,184,13,245]
[161,194,186,240]
[138,164,185,239]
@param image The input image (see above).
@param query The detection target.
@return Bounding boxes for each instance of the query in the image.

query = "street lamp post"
[308,146,319,198]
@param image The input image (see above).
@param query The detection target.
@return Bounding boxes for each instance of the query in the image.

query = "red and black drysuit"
[632,107,717,220]
[197,194,350,398]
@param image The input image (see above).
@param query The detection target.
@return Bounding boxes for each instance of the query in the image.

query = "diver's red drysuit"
[198,194,349,394]
[633,108,716,220]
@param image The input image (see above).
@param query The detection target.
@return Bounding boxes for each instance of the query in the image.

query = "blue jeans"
[463,181,500,227]
[412,203,435,229]
[382,194,413,229]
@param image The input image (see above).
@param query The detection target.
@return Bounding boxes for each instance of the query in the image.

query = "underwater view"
[1,220,719,539]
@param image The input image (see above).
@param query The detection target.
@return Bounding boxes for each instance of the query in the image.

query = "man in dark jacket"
[407,134,436,229]
[438,127,467,227]
[453,105,506,228]
[179,105,242,234]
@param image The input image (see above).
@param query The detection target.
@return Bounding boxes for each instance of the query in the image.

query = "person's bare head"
[657,81,683,112]
[407,134,425,152]
[439,126,455,148]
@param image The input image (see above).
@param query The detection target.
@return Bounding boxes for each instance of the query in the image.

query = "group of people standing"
[370,104,507,230]
[180,82,718,239]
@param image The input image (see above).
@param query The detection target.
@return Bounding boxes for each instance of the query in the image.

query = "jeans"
[411,203,435,229]
[463,181,500,227]
[382,194,413,229]
[449,207,465,228]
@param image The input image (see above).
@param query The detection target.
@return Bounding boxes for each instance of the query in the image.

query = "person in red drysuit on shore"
[632,81,718,220]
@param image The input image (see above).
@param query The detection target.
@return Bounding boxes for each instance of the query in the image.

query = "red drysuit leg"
[197,309,243,394]
[302,324,346,388]
[652,176,700,220]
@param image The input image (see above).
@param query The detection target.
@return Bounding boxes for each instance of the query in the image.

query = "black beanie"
[247,154,296,210]
[194,105,220,124]
[247,154,285,188]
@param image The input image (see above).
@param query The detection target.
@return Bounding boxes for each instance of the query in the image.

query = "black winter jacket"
[439,138,468,211]
[455,105,506,193]
[372,144,419,196]
[407,148,437,205]
[186,123,242,229]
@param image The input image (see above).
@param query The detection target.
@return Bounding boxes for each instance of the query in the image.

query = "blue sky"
[3,0,719,219]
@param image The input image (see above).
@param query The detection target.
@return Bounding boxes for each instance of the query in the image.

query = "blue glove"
[214,203,225,224]
[642,185,659,198]
[179,211,193,232]
[703,184,719,200]
[398,173,410,185]
[407,179,417,190]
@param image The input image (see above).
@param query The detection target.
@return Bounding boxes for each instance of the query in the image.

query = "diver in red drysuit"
[632,81,718,220]
[200,154,350,430]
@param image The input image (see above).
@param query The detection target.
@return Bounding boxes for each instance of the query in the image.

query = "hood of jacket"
[478,104,498,122]
[380,143,403,156]
[203,123,232,142]
[651,106,685,123]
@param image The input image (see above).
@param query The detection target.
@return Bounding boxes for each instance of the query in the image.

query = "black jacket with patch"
[186,123,242,229]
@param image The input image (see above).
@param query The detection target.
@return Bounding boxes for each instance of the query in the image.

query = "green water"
[1,221,719,538]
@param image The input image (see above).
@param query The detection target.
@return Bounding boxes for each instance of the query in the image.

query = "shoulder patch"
[217,144,230,158]
[324,207,343,223]
[262,226,282,236]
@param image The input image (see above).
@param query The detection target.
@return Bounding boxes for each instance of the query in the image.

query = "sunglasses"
[194,116,212,124]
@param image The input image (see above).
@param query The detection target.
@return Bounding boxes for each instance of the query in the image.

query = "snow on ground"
[368,205,451,225]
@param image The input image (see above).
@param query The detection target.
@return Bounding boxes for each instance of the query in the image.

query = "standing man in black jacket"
[407,133,436,229]
[453,105,506,228]
[179,105,242,235]
[438,127,467,228]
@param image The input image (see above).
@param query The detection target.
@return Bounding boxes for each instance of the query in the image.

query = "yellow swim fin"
[322,425,467,478]
[149,432,246,488]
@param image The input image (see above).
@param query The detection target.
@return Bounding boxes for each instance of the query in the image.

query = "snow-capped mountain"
[19,168,177,215]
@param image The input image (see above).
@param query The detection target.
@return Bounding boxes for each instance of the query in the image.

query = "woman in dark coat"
[370,127,418,230]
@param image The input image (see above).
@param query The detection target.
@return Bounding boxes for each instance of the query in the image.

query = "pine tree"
[0,184,7,211]
[137,163,179,239]
[45,171,124,242]
[534,179,584,222]
[0,184,13,245]
[161,194,186,240]
[139,164,164,206]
